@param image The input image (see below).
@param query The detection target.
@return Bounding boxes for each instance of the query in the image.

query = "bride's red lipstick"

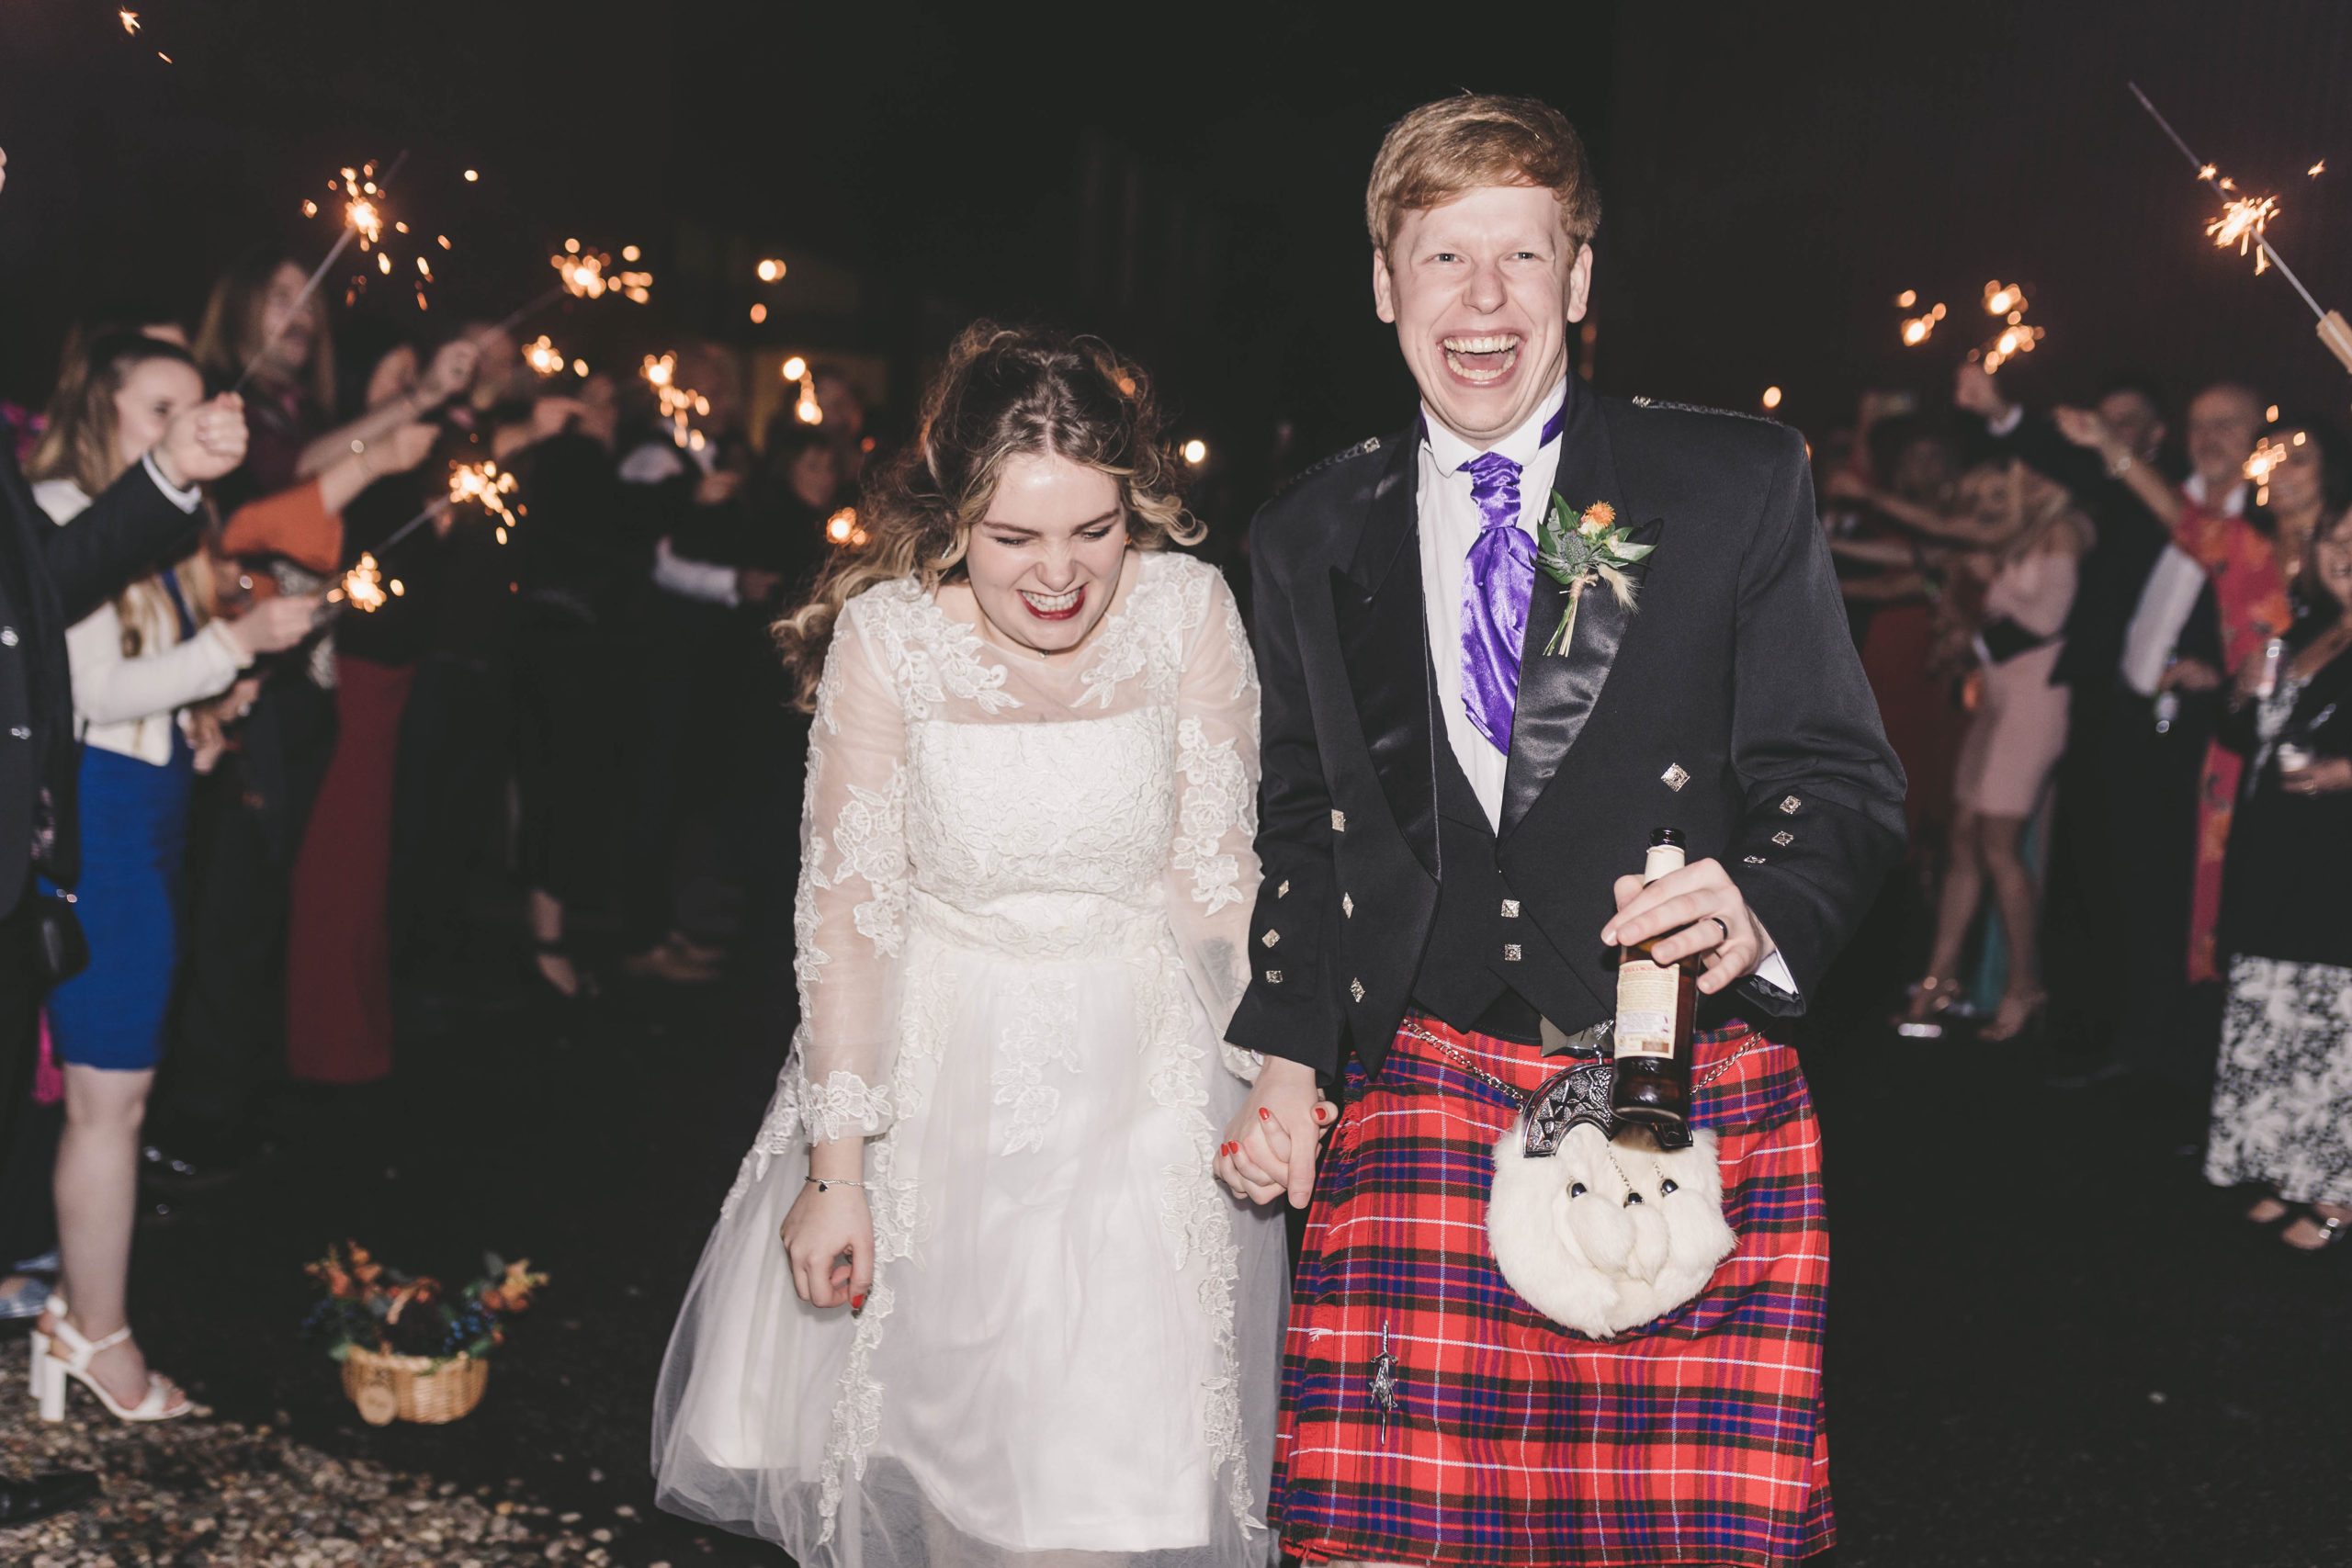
[1021,585,1085,622]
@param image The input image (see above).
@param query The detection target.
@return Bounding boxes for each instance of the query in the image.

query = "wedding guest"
[21,331,310,1423]
[2203,503,2352,1247]
[654,323,1290,1566]
[505,378,629,1006]
[0,144,249,1526]
[281,338,449,1086]
[1886,461,2091,1037]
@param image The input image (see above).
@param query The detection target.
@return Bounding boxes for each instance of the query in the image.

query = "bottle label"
[1616,957,1679,1058]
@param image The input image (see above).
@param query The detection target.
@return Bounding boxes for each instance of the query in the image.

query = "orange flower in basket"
[385,1278,442,1325]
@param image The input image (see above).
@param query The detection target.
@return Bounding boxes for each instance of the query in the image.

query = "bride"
[653,322,1292,1566]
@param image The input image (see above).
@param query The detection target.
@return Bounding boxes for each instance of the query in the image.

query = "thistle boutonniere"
[1535,494,1654,656]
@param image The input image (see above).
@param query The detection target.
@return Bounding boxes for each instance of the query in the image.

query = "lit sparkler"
[2208,195,2281,273]
[235,151,411,390]
[524,336,568,378]
[490,241,652,336]
[1897,297,1947,347]
[2128,83,2352,374]
[825,507,867,547]
[449,459,522,543]
[643,354,712,450]
[327,554,389,614]
[1966,279,2044,373]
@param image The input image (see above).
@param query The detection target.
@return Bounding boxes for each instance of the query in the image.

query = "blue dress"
[42,576,199,1072]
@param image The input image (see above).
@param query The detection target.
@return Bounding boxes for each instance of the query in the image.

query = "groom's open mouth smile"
[1442,333,1521,386]
[1019,584,1085,621]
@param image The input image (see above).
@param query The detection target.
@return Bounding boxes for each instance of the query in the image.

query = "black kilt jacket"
[1225,391,1908,1078]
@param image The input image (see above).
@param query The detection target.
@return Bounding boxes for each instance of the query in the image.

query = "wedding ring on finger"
[1709,916,1730,947]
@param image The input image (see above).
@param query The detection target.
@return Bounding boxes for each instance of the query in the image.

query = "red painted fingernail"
[1260,1108,1272,1121]
[851,1293,865,1311]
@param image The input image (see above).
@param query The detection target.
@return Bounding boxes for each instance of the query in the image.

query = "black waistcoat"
[1408,710,1596,1043]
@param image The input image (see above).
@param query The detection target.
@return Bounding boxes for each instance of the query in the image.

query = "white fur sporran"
[1487,1118,1736,1339]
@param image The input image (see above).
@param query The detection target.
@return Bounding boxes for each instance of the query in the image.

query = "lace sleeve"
[790,596,910,1142]
[1163,564,1265,1080]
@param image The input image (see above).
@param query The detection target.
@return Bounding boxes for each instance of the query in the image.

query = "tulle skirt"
[653,926,1287,1567]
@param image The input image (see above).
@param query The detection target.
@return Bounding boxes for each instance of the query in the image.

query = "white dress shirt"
[1417,378,1569,830]
[2119,471,2242,696]
[1413,378,1798,995]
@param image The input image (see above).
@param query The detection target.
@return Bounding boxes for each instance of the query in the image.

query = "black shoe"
[0,1471,100,1529]
[138,1139,242,1194]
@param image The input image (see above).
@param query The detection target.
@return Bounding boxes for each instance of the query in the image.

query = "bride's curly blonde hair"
[775,321,1203,710]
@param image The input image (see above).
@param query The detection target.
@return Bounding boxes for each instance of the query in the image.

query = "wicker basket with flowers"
[303,1242,548,1425]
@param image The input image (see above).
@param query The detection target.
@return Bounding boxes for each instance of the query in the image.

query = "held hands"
[781,1147,873,1312]
[1215,1057,1336,1209]
[153,393,250,488]
[1600,855,1776,997]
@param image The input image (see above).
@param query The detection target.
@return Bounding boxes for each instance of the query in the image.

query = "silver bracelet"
[806,1177,866,1192]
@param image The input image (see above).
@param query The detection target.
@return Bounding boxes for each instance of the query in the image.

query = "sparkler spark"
[2311,161,2327,177]
[449,460,521,532]
[642,355,709,447]
[2209,195,2282,273]
[119,9,139,34]
[330,554,388,614]
[1968,281,2043,371]
[524,336,565,377]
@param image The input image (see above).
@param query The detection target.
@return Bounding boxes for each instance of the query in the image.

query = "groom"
[1217,96,1905,1566]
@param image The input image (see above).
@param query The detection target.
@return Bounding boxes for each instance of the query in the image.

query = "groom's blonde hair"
[1366,94,1601,255]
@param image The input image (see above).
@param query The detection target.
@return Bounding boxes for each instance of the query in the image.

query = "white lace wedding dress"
[653,550,1284,1568]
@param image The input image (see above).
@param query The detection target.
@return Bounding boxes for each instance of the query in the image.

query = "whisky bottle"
[1610,827,1699,1148]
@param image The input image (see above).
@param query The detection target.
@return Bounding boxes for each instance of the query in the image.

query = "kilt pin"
[1271,1011,1834,1568]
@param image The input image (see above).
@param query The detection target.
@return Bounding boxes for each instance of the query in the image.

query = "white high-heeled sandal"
[32,1294,190,1424]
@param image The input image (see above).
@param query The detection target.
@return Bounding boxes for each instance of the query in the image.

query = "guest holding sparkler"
[154,319,452,1176]
[2054,408,2349,1026]
[2203,502,2352,1249]
[1839,457,2089,1037]
[284,333,484,1085]
[505,375,631,1008]
[19,331,315,1425]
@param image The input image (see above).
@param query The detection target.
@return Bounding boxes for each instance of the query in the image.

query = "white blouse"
[36,479,247,767]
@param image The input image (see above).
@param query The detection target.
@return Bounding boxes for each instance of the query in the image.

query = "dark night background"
[8,7,2352,1567]
[6,0,2352,497]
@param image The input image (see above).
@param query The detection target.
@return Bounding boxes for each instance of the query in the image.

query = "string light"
[1182,438,1209,465]
[780,355,808,382]
[1761,387,1783,411]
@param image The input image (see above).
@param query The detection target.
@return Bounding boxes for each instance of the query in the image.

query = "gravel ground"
[0,1339,664,1567]
[5,874,2350,1566]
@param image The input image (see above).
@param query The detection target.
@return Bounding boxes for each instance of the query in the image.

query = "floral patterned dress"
[653,550,1286,1567]
[2203,633,2352,1205]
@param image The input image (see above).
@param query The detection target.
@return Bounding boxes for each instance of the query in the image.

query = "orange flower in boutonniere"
[1535,493,1652,655]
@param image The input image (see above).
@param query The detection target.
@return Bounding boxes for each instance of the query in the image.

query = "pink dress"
[1951,549,2075,817]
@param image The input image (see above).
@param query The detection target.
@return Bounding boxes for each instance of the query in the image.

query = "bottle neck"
[1642,844,1686,884]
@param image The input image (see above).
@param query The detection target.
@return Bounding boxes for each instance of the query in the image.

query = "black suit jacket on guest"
[0,444,204,918]
[1226,389,1907,1078]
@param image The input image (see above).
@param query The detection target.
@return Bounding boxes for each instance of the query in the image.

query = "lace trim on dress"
[1173,716,1253,917]
[1134,954,1262,1537]
[831,764,911,957]
[857,578,1021,721]
[796,1067,893,1145]
[1077,552,1216,710]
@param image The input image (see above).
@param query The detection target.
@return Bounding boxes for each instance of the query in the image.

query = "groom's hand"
[1601,857,1777,997]
[1216,1057,1334,1209]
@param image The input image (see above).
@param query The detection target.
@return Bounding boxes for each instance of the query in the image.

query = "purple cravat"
[1457,401,1568,752]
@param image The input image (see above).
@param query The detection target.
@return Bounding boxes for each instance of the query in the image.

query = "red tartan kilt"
[1272,1013,1834,1567]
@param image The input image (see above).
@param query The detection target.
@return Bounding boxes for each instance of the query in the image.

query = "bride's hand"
[781,1162,873,1311]
[1216,1057,1335,1210]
